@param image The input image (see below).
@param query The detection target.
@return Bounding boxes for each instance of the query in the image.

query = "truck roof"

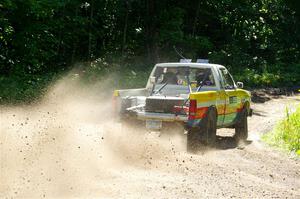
[155,62,225,69]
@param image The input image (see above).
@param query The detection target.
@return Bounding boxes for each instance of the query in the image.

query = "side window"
[191,68,216,87]
[217,69,224,89]
[220,69,235,89]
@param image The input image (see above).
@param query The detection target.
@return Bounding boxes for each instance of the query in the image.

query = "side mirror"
[150,76,156,84]
[237,82,244,89]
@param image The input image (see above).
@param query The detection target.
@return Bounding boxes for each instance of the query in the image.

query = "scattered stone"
[237,146,245,150]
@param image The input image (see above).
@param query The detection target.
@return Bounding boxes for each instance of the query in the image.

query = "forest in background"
[0,0,300,103]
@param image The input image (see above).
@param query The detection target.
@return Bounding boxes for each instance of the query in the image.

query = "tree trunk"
[145,0,158,64]
[122,0,129,56]
[88,0,94,60]
[56,2,66,64]
[192,1,201,37]
[71,7,79,64]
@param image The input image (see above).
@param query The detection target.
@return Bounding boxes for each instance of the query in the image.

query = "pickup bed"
[113,62,252,151]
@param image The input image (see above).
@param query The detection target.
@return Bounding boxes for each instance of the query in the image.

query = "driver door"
[219,68,239,125]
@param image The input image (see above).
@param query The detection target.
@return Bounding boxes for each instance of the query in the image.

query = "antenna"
[173,46,190,62]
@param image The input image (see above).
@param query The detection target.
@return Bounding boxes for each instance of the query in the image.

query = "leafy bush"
[0,59,153,104]
[79,59,152,89]
[262,105,300,156]
[0,73,61,104]
[234,69,281,87]
[234,63,300,88]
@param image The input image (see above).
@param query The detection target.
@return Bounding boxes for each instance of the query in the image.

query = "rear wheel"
[187,109,217,152]
[235,108,248,141]
[187,128,201,152]
[199,109,217,146]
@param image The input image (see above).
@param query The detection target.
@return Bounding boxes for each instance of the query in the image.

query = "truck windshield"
[153,66,215,88]
[151,66,216,95]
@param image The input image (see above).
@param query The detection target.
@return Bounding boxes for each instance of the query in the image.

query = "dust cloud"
[1,73,300,198]
[0,74,187,198]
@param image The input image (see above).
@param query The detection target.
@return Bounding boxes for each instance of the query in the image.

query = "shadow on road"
[252,110,267,117]
[251,92,271,103]
[215,136,252,150]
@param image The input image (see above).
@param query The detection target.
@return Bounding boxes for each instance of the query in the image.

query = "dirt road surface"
[0,78,299,198]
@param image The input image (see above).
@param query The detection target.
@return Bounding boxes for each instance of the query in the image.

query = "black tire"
[187,108,217,152]
[235,108,248,141]
[199,109,217,146]
[187,128,201,152]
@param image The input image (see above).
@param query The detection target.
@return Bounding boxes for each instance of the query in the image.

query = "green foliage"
[159,7,184,44]
[117,68,152,89]
[234,63,300,88]
[0,73,61,104]
[0,0,300,103]
[82,59,152,89]
[235,69,281,87]
[262,105,300,156]
[0,60,149,104]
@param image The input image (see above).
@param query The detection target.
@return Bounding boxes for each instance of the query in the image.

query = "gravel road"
[0,78,299,199]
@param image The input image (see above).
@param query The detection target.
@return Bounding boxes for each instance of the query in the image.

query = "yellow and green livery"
[113,62,252,152]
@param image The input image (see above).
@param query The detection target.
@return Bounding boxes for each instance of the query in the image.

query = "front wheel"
[235,108,248,141]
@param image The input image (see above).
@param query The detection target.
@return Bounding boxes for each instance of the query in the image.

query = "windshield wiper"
[196,70,210,92]
[181,70,210,108]
[153,82,168,95]
[152,70,181,95]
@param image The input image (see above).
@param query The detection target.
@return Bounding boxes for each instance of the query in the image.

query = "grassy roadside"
[262,105,300,157]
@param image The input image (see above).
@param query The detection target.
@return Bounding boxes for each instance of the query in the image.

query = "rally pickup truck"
[113,62,252,151]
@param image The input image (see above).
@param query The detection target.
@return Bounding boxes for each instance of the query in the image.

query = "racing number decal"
[229,96,237,104]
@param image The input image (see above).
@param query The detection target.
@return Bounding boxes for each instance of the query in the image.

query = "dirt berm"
[0,77,299,198]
